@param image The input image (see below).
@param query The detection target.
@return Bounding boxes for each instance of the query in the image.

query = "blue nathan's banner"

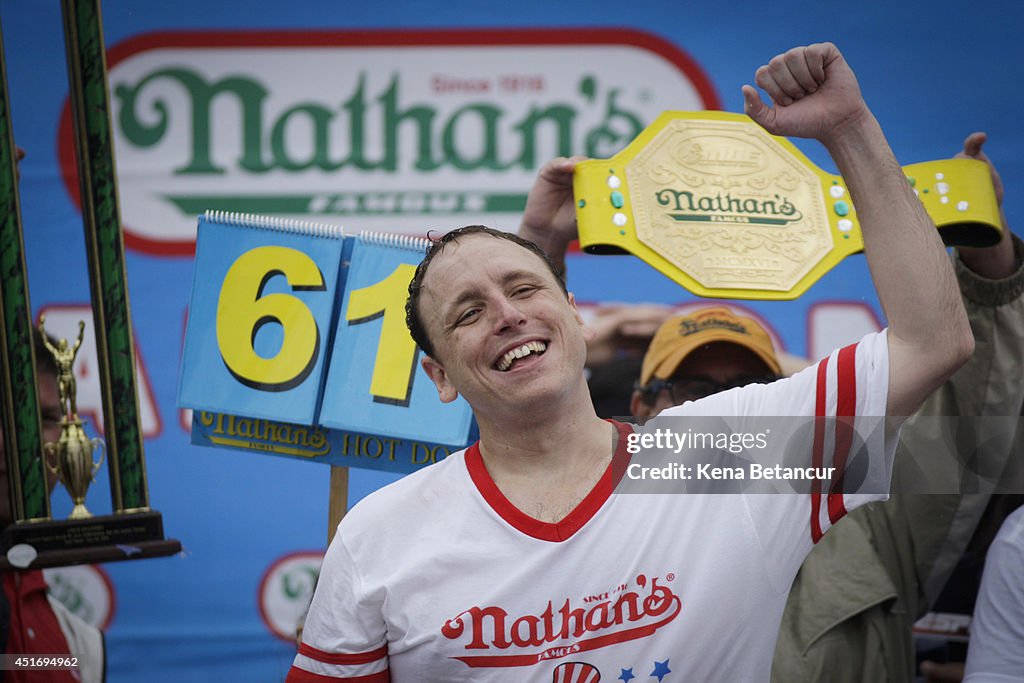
[4,2,1021,681]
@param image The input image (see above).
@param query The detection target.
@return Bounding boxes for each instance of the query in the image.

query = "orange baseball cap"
[639,307,781,386]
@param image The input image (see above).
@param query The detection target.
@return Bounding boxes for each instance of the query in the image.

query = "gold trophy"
[38,315,105,520]
[0,2,180,569]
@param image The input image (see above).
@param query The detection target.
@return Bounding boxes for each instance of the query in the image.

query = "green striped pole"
[0,20,51,523]
[61,0,149,513]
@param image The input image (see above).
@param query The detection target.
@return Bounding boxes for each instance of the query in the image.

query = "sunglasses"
[639,374,780,404]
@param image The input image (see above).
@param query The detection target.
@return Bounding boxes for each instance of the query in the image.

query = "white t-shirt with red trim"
[288,331,895,683]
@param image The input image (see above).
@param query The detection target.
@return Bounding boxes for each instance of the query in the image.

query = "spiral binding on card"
[357,230,432,252]
[203,210,345,239]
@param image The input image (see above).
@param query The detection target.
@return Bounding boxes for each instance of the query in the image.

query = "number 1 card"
[318,233,475,446]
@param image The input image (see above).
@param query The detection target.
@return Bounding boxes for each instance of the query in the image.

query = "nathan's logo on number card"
[442,573,681,667]
[258,551,324,642]
[197,412,331,458]
[57,29,719,255]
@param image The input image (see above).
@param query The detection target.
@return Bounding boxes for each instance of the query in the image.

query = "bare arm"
[743,43,973,419]
[517,156,585,276]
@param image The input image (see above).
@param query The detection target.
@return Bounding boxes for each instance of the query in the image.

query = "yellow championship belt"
[574,111,1002,300]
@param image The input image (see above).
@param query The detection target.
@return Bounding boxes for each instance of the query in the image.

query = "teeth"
[496,341,547,371]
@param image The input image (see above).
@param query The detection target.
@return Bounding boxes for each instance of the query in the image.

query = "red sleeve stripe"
[298,643,388,665]
[810,356,829,544]
[827,343,858,525]
[286,667,389,683]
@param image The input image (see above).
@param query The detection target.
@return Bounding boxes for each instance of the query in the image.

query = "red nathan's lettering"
[441,574,680,651]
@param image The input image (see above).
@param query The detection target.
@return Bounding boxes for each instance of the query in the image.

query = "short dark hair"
[405,226,567,359]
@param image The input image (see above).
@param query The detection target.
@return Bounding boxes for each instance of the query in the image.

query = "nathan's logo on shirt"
[441,573,681,667]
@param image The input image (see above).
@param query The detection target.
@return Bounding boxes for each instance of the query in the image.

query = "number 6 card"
[178,212,345,425]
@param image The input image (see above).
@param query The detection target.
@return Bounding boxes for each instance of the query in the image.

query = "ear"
[568,292,597,343]
[630,390,652,424]
[568,291,588,326]
[421,355,460,404]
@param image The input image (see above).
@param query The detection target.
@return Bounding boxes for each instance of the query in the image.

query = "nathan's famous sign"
[57,29,719,255]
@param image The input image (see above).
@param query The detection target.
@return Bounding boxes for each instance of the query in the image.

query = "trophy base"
[0,538,182,571]
[1,509,173,558]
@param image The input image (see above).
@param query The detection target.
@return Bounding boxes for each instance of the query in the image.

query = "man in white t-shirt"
[288,42,975,682]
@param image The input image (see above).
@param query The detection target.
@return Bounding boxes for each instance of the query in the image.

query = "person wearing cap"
[524,126,1024,683]
[289,43,976,683]
[620,289,1023,683]
[630,308,782,422]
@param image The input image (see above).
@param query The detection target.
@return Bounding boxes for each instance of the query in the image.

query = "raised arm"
[742,43,974,419]
[517,156,584,277]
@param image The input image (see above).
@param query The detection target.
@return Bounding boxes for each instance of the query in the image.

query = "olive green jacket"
[771,239,1024,683]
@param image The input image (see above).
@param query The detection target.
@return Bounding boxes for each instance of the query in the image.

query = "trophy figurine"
[38,315,105,519]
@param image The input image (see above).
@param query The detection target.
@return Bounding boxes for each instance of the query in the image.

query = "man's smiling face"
[417,233,589,417]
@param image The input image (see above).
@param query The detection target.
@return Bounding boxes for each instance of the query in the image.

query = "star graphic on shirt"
[618,668,635,682]
[650,659,671,681]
